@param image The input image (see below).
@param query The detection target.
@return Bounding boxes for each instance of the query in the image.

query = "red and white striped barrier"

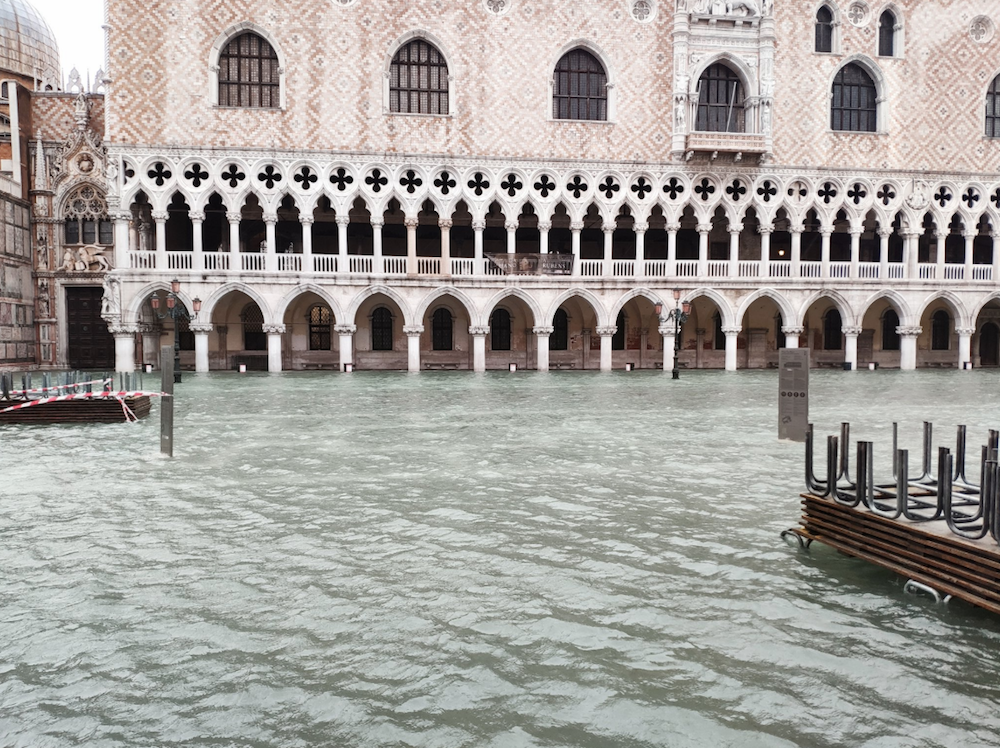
[0,390,170,416]
[7,378,111,396]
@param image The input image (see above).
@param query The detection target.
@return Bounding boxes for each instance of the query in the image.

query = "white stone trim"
[208,22,287,110]
[382,30,456,118]
[548,39,617,124]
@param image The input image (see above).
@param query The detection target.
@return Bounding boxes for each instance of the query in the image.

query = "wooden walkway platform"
[790,493,1000,615]
[0,397,151,425]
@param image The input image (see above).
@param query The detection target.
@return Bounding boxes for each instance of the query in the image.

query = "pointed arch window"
[309,305,332,351]
[696,63,744,133]
[832,63,877,132]
[64,185,112,245]
[987,74,1000,138]
[550,309,569,351]
[390,39,449,115]
[371,306,394,351]
[931,310,950,351]
[218,32,280,109]
[242,304,266,351]
[823,309,843,350]
[816,6,834,53]
[491,309,512,351]
[432,308,453,351]
[882,309,900,351]
[553,49,608,121]
[878,11,896,57]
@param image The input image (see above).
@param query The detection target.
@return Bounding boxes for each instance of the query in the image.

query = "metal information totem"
[779,348,809,442]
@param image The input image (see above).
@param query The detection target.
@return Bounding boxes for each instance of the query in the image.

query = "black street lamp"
[655,288,691,380]
[150,278,201,383]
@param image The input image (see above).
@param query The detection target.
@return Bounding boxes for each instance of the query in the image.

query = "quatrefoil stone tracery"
[970,16,994,44]
[483,0,511,16]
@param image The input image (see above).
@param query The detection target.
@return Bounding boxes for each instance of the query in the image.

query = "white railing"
[166,251,193,270]
[769,262,791,278]
[645,260,669,277]
[452,258,474,275]
[203,252,230,271]
[579,260,603,277]
[943,264,964,280]
[241,253,266,272]
[887,263,904,279]
[858,262,880,279]
[800,261,821,278]
[278,254,302,272]
[383,256,407,274]
[613,260,635,277]
[918,263,936,279]
[313,254,338,273]
[485,259,504,275]
[130,250,156,270]
[347,255,372,274]
[829,261,850,279]
[676,260,698,277]
[417,258,441,275]
[973,265,993,281]
[707,260,728,277]
[738,261,759,278]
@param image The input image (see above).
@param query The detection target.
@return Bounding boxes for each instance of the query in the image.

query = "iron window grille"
[696,64,745,133]
[309,305,332,351]
[553,49,608,121]
[371,307,394,351]
[831,64,877,132]
[218,32,280,109]
[389,40,449,115]
[491,309,512,351]
[432,308,453,351]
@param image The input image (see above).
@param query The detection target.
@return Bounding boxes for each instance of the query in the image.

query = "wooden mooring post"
[160,345,174,457]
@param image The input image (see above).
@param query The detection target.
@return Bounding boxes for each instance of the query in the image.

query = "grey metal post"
[160,345,174,457]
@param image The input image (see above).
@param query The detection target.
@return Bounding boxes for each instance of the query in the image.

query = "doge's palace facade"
[92,0,1000,373]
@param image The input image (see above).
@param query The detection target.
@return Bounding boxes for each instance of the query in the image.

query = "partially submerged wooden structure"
[0,372,152,425]
[785,423,1000,615]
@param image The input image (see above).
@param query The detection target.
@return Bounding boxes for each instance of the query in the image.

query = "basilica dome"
[0,0,59,86]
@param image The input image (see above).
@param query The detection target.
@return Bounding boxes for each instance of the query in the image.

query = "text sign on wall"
[487,253,574,275]
[779,348,810,442]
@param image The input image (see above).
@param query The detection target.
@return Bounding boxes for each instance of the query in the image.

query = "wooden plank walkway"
[790,493,1000,615]
[0,397,151,425]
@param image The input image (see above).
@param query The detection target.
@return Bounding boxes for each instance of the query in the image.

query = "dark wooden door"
[67,287,114,370]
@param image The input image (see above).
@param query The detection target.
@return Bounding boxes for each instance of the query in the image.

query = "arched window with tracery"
[932,310,950,350]
[242,303,266,351]
[696,63,744,133]
[550,308,569,351]
[371,306,394,351]
[816,6,834,53]
[987,74,1000,138]
[878,11,896,57]
[218,32,280,108]
[832,63,878,132]
[553,49,608,121]
[63,185,112,246]
[432,308,453,351]
[390,39,449,115]
[309,305,332,351]
[882,309,900,350]
[491,309,512,351]
[823,309,843,350]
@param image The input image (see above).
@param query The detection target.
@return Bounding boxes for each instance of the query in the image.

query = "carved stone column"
[897,325,922,371]
[109,323,139,373]
[533,325,554,372]
[956,326,975,369]
[843,325,863,370]
[472,219,485,275]
[596,325,616,372]
[404,324,424,372]
[439,219,452,275]
[263,213,278,272]
[538,221,551,255]
[263,323,285,372]
[189,210,205,271]
[189,322,213,373]
[722,325,741,371]
[570,220,583,277]
[633,222,647,278]
[405,217,419,275]
[152,210,168,269]
[782,325,804,350]
[469,325,489,372]
[227,211,241,255]
[334,323,356,371]
[696,222,711,277]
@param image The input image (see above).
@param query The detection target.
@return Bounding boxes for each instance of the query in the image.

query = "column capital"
[188,210,205,223]
[963,230,979,240]
[842,325,863,336]
[439,219,453,229]
[956,326,976,336]
[151,210,169,222]
[300,215,315,225]
[111,210,132,222]
[848,226,863,236]
[471,219,486,231]
[696,223,712,234]
[532,326,555,336]
[781,325,805,335]
[991,231,1000,240]
[596,325,618,337]
[403,217,420,229]
[602,225,615,235]
[469,325,490,336]
[899,231,920,240]
[370,218,385,229]
[758,225,774,235]
[666,222,681,233]
[505,221,519,232]
[334,323,357,335]
[818,226,835,236]
[729,224,744,235]
[263,213,278,226]
[108,323,139,336]
[896,325,922,337]
[570,221,585,232]
[934,230,948,239]
[335,215,351,227]
[878,228,894,239]
[403,324,424,336]
[262,323,286,335]
[227,211,242,224]
[721,326,742,335]
[658,325,674,337]
[633,222,649,233]
[189,323,213,334]
[537,221,552,232]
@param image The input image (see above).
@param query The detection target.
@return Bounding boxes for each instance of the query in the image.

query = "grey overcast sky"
[32,0,105,85]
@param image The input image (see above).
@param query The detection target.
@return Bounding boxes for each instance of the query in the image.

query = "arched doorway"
[980,323,999,367]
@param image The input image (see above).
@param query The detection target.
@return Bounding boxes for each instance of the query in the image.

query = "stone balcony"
[685,132,768,158]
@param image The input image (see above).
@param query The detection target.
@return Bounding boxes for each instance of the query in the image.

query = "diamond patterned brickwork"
[105,0,675,162]
[30,94,105,143]
[772,0,1000,173]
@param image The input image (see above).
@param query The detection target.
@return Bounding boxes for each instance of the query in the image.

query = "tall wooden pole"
[160,345,174,457]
